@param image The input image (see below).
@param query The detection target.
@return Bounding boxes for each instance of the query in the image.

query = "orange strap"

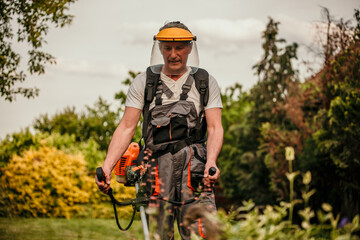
[198,218,206,238]
[187,148,196,191]
[153,164,160,196]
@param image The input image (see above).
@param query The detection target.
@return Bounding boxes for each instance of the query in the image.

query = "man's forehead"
[160,41,190,47]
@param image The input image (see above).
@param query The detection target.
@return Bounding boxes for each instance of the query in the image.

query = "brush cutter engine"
[113,142,145,186]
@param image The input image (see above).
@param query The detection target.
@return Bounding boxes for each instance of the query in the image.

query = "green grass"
[0,218,145,240]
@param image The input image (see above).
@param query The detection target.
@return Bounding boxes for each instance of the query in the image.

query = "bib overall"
[143,74,216,239]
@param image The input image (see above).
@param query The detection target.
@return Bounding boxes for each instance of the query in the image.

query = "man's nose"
[170,48,177,58]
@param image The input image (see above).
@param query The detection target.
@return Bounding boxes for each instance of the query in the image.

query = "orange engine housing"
[114,142,140,184]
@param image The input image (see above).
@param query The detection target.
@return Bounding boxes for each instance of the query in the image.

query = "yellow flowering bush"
[0,145,136,219]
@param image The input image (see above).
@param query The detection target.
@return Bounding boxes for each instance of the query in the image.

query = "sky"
[1,0,359,139]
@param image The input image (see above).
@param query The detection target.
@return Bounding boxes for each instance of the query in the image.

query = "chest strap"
[155,74,195,105]
[162,82,174,99]
[180,75,194,100]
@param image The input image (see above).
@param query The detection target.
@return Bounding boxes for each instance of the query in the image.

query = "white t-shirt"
[125,68,223,114]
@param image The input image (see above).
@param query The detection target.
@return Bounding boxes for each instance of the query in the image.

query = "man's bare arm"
[95,107,142,193]
[204,108,223,186]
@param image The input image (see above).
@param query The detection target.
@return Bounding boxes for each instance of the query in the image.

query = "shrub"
[0,145,136,219]
[0,131,105,172]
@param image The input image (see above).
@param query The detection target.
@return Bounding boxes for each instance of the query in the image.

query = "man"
[96,21,223,239]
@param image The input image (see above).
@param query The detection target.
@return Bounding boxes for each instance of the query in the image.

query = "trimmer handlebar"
[97,166,216,189]
[96,165,217,232]
[209,167,216,176]
[96,167,107,185]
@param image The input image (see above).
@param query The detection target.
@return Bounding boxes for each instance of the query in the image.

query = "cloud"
[47,58,129,79]
[117,21,162,45]
[189,18,265,54]
[274,14,316,45]
[116,18,265,55]
[191,18,264,42]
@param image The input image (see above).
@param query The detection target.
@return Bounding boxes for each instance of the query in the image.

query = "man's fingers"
[95,175,111,194]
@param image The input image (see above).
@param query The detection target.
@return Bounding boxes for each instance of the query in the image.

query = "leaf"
[322,203,333,212]
[285,146,295,161]
[302,171,312,185]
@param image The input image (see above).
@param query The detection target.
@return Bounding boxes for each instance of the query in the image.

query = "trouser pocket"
[190,172,204,191]
[187,147,206,192]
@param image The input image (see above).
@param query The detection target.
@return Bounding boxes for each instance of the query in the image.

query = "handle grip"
[209,167,217,176]
[96,167,107,184]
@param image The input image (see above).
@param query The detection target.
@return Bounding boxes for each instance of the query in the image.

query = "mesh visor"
[150,40,199,75]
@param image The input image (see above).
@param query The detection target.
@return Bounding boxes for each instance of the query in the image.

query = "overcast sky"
[1,0,359,139]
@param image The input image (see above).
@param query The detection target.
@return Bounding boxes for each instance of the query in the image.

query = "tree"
[217,18,301,207]
[34,98,121,152]
[250,17,300,201]
[251,17,299,126]
[0,0,77,102]
[218,84,274,206]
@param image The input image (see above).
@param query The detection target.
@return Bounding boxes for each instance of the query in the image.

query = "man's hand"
[95,166,112,194]
[203,161,220,189]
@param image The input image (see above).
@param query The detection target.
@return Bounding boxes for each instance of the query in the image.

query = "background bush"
[0,143,136,219]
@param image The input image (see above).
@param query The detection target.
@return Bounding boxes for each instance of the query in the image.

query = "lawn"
[0,218,145,240]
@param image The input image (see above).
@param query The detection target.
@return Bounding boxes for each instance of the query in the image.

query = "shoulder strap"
[193,68,209,108]
[143,67,160,139]
[179,75,194,101]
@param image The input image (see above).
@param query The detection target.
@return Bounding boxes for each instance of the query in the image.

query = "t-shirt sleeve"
[205,74,223,110]
[125,72,146,110]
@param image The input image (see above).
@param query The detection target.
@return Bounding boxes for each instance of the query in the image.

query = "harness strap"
[180,75,194,101]
[143,67,160,140]
[155,80,163,105]
[162,82,174,98]
[193,68,209,107]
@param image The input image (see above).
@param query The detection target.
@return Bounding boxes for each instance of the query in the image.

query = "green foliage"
[34,71,142,151]
[216,200,360,239]
[0,71,143,219]
[219,17,301,206]
[0,128,40,168]
[0,145,92,218]
[186,164,360,239]
[0,0,77,101]
[219,10,360,222]
[34,98,120,152]
[251,17,299,126]
[218,17,304,207]
[250,17,300,202]
[0,130,105,171]
[43,132,106,172]
[218,84,274,206]
[211,168,360,240]
[0,145,136,219]
[307,42,360,218]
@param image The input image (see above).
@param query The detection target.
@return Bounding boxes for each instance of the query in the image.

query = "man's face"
[160,41,192,75]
